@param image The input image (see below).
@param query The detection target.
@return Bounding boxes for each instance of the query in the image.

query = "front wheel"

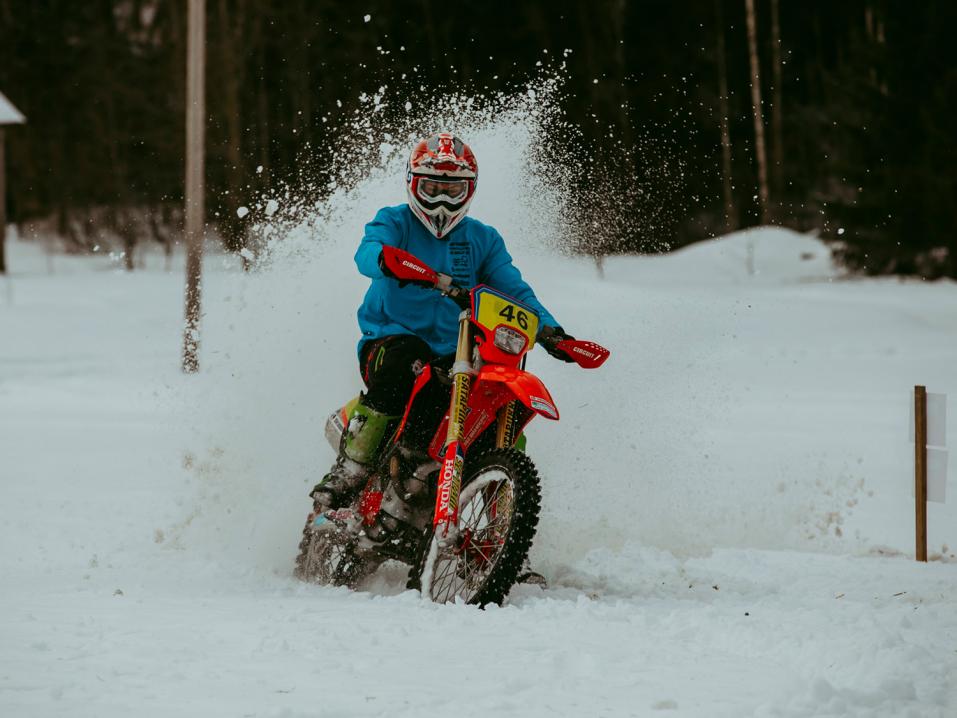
[407,449,542,606]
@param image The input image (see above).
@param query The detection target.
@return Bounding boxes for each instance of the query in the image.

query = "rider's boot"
[310,401,398,511]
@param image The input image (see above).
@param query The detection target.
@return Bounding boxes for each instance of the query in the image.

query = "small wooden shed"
[0,91,26,274]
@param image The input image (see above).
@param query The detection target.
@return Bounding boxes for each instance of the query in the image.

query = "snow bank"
[602,226,840,286]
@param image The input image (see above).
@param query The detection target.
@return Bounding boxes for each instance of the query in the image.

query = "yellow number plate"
[474,288,539,348]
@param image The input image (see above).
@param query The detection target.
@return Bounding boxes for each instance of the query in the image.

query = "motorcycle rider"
[311,132,574,511]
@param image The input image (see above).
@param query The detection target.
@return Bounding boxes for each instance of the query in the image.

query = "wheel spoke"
[296,521,366,587]
[433,556,455,593]
[426,469,516,603]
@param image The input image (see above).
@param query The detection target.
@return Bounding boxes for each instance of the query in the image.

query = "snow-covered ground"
[2,225,955,717]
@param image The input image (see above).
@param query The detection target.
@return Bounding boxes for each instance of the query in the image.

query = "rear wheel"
[294,513,376,588]
[407,449,541,606]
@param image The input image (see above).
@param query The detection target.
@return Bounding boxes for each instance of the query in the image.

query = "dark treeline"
[1,0,954,276]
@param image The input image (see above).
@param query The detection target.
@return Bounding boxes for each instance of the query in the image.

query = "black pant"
[359,335,436,415]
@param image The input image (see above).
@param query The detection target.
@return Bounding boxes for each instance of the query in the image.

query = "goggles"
[415,177,470,205]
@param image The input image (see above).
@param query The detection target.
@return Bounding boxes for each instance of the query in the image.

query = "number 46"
[498,304,529,330]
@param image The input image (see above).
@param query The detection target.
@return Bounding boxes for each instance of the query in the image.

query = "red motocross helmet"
[406,132,478,238]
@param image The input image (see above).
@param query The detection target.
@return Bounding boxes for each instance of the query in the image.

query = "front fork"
[433,311,521,543]
[433,311,473,541]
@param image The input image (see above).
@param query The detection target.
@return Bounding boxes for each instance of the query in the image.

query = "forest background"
[1,0,954,277]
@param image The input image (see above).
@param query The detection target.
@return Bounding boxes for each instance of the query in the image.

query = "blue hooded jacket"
[355,204,559,356]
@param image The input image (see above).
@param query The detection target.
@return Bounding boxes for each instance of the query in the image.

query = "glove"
[539,325,575,363]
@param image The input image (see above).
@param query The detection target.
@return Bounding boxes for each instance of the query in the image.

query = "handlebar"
[434,273,471,310]
[379,245,609,368]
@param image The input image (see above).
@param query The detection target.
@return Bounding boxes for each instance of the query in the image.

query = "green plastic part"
[514,432,527,453]
[343,403,399,464]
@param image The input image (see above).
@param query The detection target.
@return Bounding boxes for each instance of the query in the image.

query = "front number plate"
[474,287,539,348]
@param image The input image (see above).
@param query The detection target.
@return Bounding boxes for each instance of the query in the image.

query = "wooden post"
[0,127,6,275]
[182,0,206,373]
[914,385,927,562]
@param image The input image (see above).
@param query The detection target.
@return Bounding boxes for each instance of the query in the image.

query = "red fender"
[391,364,433,446]
[475,364,560,421]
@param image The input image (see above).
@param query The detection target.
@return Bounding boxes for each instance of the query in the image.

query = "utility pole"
[183,0,206,373]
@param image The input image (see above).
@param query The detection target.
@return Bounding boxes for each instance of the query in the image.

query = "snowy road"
[3,546,953,717]
[2,235,956,717]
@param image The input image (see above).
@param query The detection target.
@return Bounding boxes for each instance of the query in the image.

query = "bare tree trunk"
[148,203,174,271]
[0,128,6,274]
[256,18,271,189]
[715,0,737,233]
[102,9,134,271]
[611,0,631,149]
[216,0,248,265]
[164,206,174,272]
[745,0,770,223]
[121,210,135,271]
[289,0,314,139]
[770,0,784,197]
[183,0,206,373]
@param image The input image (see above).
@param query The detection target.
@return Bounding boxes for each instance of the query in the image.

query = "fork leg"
[434,312,472,539]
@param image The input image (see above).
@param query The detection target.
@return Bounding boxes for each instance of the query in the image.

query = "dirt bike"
[294,245,609,605]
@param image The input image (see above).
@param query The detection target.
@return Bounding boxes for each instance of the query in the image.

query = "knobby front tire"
[407,449,542,606]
